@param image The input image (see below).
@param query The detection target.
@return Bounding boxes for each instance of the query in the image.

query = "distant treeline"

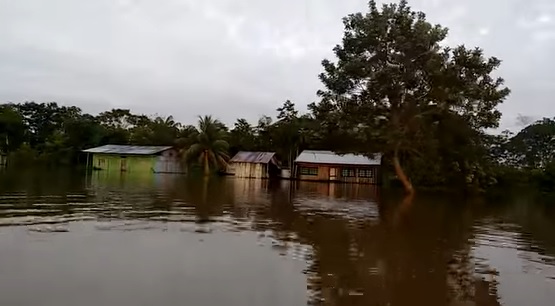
[2,1,555,193]
[1,101,554,192]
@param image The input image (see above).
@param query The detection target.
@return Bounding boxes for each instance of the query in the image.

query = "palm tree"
[184,115,230,176]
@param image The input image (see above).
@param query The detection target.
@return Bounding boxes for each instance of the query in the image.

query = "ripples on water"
[0,170,554,306]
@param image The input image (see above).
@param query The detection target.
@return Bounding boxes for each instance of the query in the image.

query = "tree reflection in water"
[249,182,502,306]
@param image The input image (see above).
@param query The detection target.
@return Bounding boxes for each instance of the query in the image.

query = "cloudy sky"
[0,0,554,130]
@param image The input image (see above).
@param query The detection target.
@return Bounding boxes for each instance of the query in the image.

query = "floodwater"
[0,170,554,306]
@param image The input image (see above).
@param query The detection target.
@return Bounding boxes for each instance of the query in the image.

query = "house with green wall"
[83,145,184,174]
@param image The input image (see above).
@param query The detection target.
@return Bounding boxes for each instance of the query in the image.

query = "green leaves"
[0,104,25,153]
[183,116,230,174]
[504,118,555,168]
[312,0,510,190]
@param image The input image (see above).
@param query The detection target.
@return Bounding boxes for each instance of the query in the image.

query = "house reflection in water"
[293,180,379,202]
[87,169,178,191]
[231,178,272,207]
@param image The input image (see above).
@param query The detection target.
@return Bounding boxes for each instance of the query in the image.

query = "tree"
[14,102,80,149]
[312,0,510,193]
[229,118,256,154]
[276,100,298,122]
[97,109,137,144]
[175,124,199,150]
[254,115,274,151]
[184,115,230,175]
[505,118,555,168]
[274,100,302,167]
[62,113,105,163]
[129,115,180,146]
[0,104,25,154]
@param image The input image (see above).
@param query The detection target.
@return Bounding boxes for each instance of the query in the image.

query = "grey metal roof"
[230,151,277,164]
[82,145,173,155]
[295,150,381,166]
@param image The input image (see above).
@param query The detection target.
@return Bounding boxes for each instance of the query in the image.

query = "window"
[342,168,356,177]
[300,167,318,176]
[358,168,374,178]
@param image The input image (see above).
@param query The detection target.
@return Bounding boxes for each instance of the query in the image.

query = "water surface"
[0,169,554,306]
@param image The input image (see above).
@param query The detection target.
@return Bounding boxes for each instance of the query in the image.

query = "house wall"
[280,169,291,179]
[229,162,268,178]
[153,149,184,173]
[92,154,156,173]
[296,162,381,185]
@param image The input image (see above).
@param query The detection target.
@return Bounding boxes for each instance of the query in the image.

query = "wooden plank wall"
[296,163,380,185]
[231,162,268,178]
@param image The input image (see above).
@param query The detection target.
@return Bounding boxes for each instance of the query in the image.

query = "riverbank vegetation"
[0,1,552,193]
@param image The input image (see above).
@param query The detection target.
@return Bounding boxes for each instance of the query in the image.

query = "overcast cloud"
[1,0,554,130]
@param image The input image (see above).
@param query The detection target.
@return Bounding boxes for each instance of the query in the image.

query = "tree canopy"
[184,116,230,175]
[310,0,510,193]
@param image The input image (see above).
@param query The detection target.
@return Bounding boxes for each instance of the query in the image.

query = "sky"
[0,0,554,131]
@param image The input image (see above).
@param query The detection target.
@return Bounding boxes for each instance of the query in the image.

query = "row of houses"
[82,145,382,185]
[226,150,381,184]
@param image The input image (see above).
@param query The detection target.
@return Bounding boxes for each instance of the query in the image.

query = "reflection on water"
[0,169,554,306]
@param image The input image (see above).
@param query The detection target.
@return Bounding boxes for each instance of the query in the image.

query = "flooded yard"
[0,170,554,306]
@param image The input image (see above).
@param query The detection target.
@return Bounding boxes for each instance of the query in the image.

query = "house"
[227,151,281,178]
[83,145,184,174]
[294,150,382,184]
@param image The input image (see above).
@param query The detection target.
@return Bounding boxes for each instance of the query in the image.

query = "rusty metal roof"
[82,145,173,155]
[230,151,277,164]
[295,150,381,166]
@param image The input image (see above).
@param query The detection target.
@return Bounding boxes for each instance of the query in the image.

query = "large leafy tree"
[129,115,180,146]
[184,115,230,175]
[14,102,80,149]
[254,115,274,151]
[150,116,180,145]
[273,100,302,166]
[62,113,105,163]
[97,109,137,144]
[312,0,510,193]
[505,118,555,168]
[0,104,25,154]
[229,118,256,154]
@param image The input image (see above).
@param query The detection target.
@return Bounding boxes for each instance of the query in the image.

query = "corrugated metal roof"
[82,145,173,155]
[230,151,277,164]
[295,150,381,166]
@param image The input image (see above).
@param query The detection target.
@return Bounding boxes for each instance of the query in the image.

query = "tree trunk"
[202,175,209,204]
[393,148,414,194]
[203,151,210,176]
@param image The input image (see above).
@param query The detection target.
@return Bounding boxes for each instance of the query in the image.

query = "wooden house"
[227,151,281,178]
[83,145,184,174]
[294,150,382,184]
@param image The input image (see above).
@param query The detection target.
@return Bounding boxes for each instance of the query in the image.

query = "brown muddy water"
[0,170,554,306]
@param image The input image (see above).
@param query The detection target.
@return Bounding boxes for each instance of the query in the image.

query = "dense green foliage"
[311,0,509,193]
[184,116,230,175]
[1,1,554,193]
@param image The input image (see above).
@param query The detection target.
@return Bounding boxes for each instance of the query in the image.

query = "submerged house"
[294,150,382,184]
[227,151,281,178]
[83,145,183,174]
